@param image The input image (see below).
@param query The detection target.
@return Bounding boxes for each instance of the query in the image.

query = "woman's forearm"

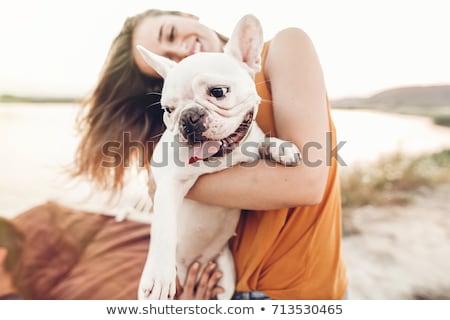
[186,158,328,210]
[188,28,331,211]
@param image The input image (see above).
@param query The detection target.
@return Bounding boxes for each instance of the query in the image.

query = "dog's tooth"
[221,139,229,148]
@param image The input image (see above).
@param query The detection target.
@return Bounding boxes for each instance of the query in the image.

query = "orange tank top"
[230,42,348,299]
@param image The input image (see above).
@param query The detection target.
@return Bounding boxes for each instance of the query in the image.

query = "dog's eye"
[162,106,173,114]
[208,86,230,99]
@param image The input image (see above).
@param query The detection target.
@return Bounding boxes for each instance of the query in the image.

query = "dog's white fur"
[136,15,300,300]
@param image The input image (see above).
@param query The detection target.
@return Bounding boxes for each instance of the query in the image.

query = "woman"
[75,9,347,299]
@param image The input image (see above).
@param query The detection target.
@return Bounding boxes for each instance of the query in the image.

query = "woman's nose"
[167,42,190,62]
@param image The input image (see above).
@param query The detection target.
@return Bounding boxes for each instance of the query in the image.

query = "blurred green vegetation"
[340,149,450,209]
[433,115,450,127]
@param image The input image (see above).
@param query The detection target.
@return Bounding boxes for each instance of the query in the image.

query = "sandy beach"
[343,183,450,299]
[1,104,449,299]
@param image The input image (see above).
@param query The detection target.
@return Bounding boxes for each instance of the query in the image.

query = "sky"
[0,0,449,99]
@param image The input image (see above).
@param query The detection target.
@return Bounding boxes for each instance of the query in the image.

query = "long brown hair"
[74,10,178,191]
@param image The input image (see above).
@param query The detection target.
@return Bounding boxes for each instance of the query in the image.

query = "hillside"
[331,84,450,108]
[331,85,450,126]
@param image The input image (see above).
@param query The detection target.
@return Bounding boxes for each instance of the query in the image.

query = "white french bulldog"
[136,15,300,300]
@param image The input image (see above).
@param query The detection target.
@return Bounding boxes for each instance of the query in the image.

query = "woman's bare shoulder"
[265,27,319,77]
[274,26,311,41]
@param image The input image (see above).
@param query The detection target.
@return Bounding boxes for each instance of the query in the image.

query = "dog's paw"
[138,264,177,300]
[260,137,301,166]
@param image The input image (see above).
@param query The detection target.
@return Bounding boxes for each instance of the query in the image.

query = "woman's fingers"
[212,284,225,298]
[175,261,224,300]
[182,261,201,299]
[195,262,217,299]
[207,270,223,298]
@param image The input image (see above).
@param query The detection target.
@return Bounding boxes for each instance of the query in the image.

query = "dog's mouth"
[188,111,254,164]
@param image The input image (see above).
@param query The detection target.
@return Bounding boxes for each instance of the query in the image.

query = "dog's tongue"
[189,141,222,164]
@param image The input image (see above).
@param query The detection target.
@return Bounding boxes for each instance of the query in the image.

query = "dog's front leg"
[138,176,196,300]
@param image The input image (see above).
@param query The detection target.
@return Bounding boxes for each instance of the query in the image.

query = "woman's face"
[133,14,224,77]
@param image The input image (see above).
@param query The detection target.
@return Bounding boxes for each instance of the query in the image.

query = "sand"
[53,180,450,300]
[343,183,450,299]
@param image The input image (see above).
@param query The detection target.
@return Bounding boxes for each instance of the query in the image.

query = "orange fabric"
[230,42,348,299]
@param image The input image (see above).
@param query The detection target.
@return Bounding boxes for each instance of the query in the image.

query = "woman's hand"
[176,261,224,300]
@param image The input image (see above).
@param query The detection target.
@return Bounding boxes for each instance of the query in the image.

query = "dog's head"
[136,15,263,161]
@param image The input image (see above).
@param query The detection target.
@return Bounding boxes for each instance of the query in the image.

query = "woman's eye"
[208,87,230,99]
[169,26,175,42]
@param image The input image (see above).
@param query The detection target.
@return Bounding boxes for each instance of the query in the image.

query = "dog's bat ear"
[136,45,176,79]
[224,14,264,76]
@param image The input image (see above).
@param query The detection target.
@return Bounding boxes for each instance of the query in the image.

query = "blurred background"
[0,0,449,299]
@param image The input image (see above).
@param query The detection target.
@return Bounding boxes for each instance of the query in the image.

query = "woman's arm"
[187,28,330,210]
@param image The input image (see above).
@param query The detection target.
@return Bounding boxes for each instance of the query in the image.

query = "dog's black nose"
[186,110,204,124]
[179,108,207,144]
